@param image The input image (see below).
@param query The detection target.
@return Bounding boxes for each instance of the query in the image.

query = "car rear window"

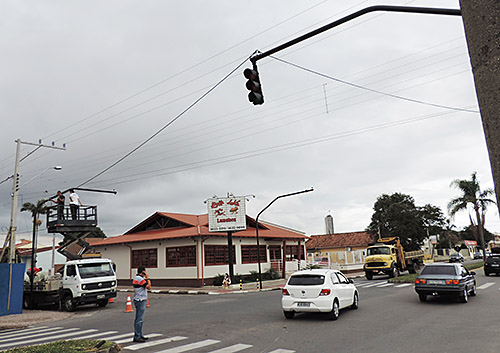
[421,266,457,276]
[486,257,500,264]
[288,275,325,285]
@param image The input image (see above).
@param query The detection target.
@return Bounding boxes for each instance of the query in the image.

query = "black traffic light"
[243,67,264,105]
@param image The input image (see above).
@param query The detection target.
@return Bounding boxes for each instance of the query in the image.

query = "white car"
[282,269,359,320]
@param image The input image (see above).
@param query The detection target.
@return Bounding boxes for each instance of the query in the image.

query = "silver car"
[281,269,359,320]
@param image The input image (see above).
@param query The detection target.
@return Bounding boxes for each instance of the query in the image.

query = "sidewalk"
[117,270,366,295]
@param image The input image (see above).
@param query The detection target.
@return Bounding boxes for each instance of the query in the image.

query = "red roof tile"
[306,232,374,249]
[90,212,305,246]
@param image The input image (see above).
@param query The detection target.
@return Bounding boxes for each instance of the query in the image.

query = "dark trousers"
[70,204,79,220]
[57,204,65,220]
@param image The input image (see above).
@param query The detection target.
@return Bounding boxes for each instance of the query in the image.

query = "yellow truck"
[363,237,424,280]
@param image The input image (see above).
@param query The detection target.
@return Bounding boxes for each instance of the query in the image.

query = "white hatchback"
[281,269,359,320]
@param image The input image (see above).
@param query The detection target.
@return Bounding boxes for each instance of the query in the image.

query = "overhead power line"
[268,55,479,114]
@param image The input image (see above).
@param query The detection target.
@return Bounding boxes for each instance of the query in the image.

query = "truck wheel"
[63,295,76,312]
[97,299,108,307]
[23,295,30,309]
[388,266,399,278]
[365,272,373,280]
[408,262,418,274]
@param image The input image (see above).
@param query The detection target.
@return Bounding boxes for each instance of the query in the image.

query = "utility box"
[0,263,25,316]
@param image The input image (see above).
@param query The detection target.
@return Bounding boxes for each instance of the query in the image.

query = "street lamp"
[22,166,63,188]
[255,187,314,289]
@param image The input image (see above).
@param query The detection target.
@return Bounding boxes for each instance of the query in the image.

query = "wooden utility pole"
[460,1,500,214]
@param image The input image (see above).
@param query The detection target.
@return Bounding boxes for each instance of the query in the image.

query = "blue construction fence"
[0,263,25,316]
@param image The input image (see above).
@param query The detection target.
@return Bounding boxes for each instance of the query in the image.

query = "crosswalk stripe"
[125,336,186,350]
[268,349,295,353]
[0,329,97,349]
[395,283,412,288]
[208,343,253,353]
[154,339,220,353]
[0,326,49,338]
[477,282,495,290]
[362,281,387,288]
[114,333,163,344]
[73,331,119,340]
[0,326,58,339]
[377,283,394,287]
[0,328,78,344]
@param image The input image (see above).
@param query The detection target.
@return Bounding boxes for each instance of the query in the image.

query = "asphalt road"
[2,269,500,353]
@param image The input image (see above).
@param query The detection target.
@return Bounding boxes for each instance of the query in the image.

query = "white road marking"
[0,327,78,344]
[477,282,495,290]
[114,333,163,344]
[0,329,97,349]
[395,283,412,288]
[154,339,220,353]
[0,326,55,339]
[208,343,253,353]
[268,349,296,353]
[377,283,394,287]
[362,281,387,288]
[73,331,118,340]
[125,336,186,350]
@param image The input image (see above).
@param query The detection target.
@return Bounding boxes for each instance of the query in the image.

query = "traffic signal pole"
[250,5,461,64]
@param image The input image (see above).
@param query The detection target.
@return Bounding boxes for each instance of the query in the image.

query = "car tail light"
[319,288,331,296]
[446,279,459,285]
[415,279,427,284]
[282,288,290,296]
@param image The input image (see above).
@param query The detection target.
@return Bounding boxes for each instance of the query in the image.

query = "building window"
[132,249,158,268]
[166,246,196,267]
[269,245,282,260]
[285,245,305,261]
[241,245,267,263]
[204,245,236,266]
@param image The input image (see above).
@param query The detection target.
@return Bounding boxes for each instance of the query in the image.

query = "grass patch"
[387,261,485,283]
[4,339,114,353]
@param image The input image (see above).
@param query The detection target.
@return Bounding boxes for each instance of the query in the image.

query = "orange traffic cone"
[125,295,133,313]
[108,297,114,303]
[146,296,150,307]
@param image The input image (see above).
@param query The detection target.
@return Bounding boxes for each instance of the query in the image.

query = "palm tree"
[448,172,496,260]
[20,199,48,267]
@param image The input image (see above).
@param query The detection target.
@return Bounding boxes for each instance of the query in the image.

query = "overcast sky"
[1,0,498,247]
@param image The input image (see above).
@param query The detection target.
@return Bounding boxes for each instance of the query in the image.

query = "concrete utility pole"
[460,1,500,214]
[1,139,65,263]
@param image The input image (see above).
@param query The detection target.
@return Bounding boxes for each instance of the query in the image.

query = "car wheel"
[63,295,76,312]
[470,283,477,297]
[418,293,427,302]
[459,288,468,303]
[350,292,359,310]
[485,270,490,276]
[283,311,295,319]
[327,300,339,320]
[365,272,373,280]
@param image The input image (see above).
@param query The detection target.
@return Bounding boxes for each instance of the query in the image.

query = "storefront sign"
[207,196,247,232]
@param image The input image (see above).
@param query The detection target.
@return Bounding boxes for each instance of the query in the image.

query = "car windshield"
[367,247,391,256]
[421,266,457,276]
[288,274,325,285]
[77,263,115,278]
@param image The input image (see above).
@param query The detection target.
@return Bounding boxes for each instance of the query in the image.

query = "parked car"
[484,255,500,276]
[281,269,358,320]
[449,253,465,262]
[414,263,476,303]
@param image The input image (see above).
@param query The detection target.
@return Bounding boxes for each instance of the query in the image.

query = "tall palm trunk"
[474,204,486,261]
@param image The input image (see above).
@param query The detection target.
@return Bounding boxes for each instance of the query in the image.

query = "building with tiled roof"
[90,212,307,287]
[306,231,374,266]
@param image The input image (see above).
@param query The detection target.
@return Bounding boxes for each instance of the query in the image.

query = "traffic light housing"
[243,66,264,105]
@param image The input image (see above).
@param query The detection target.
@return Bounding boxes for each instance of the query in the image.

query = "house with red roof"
[90,212,307,287]
[306,231,374,268]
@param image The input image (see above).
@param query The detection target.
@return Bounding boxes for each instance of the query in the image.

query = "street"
[1,271,500,352]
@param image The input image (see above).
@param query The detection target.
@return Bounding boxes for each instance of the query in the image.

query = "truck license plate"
[297,302,310,307]
[97,294,105,299]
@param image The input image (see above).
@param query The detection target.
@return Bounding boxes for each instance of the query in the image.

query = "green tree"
[88,226,106,238]
[366,193,446,250]
[448,172,496,260]
[20,199,49,266]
